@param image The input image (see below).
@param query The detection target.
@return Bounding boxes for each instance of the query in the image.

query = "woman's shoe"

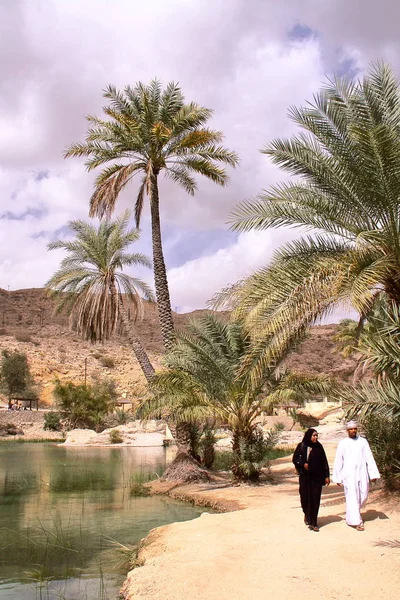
[312,526,319,532]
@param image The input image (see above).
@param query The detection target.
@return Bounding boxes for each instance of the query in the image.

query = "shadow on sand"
[363,508,389,522]
[318,514,343,528]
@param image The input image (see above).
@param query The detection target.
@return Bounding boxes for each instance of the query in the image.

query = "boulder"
[0,423,24,436]
[295,410,320,428]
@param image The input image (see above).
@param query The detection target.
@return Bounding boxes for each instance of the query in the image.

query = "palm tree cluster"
[47,63,400,485]
[141,313,333,479]
[65,80,238,351]
[220,63,400,382]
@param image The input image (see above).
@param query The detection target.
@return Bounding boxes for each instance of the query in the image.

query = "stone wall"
[0,409,45,427]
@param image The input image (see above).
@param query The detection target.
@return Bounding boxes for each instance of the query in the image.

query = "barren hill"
[0,288,359,406]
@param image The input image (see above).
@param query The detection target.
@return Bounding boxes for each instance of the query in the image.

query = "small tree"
[0,350,37,408]
[53,379,116,430]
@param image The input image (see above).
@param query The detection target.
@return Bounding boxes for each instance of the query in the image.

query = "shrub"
[109,429,123,444]
[213,449,235,471]
[44,412,62,432]
[53,380,114,430]
[362,414,400,491]
[92,352,102,360]
[15,332,32,343]
[232,424,284,481]
[100,356,115,368]
[0,328,7,336]
[114,409,128,424]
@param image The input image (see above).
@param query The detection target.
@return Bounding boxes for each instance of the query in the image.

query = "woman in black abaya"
[292,428,330,532]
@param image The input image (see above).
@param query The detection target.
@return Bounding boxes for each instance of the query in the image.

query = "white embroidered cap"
[346,420,358,429]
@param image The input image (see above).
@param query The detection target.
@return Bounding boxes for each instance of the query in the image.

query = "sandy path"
[122,444,400,600]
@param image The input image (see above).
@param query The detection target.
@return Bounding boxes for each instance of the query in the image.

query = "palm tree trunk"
[117,295,155,382]
[150,174,176,352]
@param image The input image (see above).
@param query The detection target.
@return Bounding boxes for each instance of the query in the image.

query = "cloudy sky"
[0,0,399,313]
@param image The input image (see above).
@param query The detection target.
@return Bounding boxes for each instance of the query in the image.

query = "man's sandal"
[355,523,365,531]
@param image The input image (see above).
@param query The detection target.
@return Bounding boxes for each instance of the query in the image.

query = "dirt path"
[122,444,400,600]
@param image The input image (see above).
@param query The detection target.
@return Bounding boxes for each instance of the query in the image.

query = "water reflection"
[0,444,205,600]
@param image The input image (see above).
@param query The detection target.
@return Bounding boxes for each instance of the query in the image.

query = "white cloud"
[167,228,297,313]
[0,0,399,317]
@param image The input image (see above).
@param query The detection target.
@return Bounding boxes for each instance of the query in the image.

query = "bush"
[109,429,123,444]
[15,332,33,343]
[53,380,114,430]
[100,356,115,368]
[0,328,7,336]
[213,449,235,471]
[114,409,128,424]
[44,412,62,432]
[362,414,400,490]
[232,424,284,481]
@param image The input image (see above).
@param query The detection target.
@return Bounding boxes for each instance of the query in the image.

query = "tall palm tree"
[225,63,400,379]
[65,80,239,351]
[141,313,334,479]
[46,211,155,381]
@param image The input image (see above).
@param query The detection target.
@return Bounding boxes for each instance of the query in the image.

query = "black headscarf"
[293,428,330,484]
[302,428,320,448]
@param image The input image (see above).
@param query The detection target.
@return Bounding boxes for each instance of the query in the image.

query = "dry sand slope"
[122,444,400,600]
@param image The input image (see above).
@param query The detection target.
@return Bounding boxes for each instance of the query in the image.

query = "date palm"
[46,211,155,381]
[226,63,400,379]
[65,80,239,351]
[141,313,334,479]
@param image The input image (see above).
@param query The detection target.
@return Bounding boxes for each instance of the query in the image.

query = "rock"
[0,423,24,436]
[295,410,320,428]
[7,427,24,436]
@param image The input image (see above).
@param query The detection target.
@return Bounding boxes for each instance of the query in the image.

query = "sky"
[0,0,399,314]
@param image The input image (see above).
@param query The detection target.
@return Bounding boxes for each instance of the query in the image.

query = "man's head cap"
[346,420,358,429]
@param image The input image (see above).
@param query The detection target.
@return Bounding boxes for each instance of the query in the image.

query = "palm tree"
[65,80,239,351]
[339,301,400,489]
[333,319,360,357]
[342,300,400,420]
[141,313,334,479]
[225,63,400,378]
[46,211,155,381]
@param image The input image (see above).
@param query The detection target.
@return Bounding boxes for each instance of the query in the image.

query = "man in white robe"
[333,421,380,530]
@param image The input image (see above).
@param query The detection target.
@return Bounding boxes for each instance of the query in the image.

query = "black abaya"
[292,430,330,528]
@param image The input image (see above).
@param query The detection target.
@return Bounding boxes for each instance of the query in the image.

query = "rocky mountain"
[0,288,360,406]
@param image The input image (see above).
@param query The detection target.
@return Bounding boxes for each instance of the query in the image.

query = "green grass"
[213,446,294,471]
[265,446,295,460]
[0,437,63,444]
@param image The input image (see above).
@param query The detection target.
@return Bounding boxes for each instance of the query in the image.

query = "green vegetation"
[213,444,294,471]
[43,411,62,431]
[53,379,117,430]
[109,429,123,444]
[340,301,400,488]
[65,80,239,351]
[216,63,400,384]
[0,349,38,407]
[361,414,400,491]
[46,211,155,381]
[142,314,331,480]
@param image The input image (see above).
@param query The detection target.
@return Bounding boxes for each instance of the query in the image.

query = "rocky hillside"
[0,288,360,406]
